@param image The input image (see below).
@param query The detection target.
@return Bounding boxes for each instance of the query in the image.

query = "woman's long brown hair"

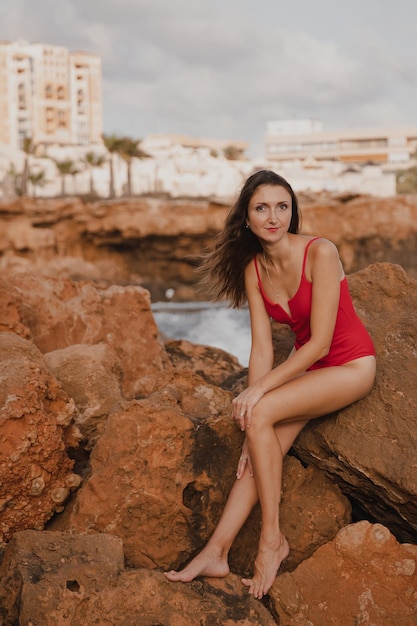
[198,170,301,308]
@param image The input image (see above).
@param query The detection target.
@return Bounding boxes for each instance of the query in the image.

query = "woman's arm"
[245,258,275,385]
[235,258,274,477]
[233,239,342,426]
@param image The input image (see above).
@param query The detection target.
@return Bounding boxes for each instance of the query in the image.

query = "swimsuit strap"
[253,254,261,283]
[301,237,321,276]
[254,236,321,285]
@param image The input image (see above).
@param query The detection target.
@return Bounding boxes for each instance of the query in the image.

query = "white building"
[0,40,102,150]
[265,118,417,167]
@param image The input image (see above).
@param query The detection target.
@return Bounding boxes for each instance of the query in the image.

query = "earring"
[245,224,250,229]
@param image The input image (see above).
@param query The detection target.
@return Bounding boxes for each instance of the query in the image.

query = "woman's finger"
[236,453,248,479]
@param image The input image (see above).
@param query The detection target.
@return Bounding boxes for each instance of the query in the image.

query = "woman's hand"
[232,384,265,431]
[236,437,253,479]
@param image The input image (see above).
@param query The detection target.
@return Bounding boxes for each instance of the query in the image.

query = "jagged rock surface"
[270,521,417,626]
[1,194,417,300]
[0,333,78,542]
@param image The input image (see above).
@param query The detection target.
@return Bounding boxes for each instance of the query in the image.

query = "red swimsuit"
[253,238,376,370]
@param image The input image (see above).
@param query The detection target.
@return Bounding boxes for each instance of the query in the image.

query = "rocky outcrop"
[1,194,417,300]
[0,273,169,399]
[44,343,124,449]
[270,521,417,626]
[0,259,416,624]
[0,530,276,626]
[49,370,350,575]
[0,332,79,543]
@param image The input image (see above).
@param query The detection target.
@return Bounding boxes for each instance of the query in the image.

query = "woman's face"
[246,184,292,243]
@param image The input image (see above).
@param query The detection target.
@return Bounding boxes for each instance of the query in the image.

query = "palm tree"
[223,144,243,161]
[4,163,20,197]
[21,137,36,196]
[54,158,79,196]
[103,133,125,199]
[28,169,48,198]
[118,137,149,196]
[82,151,106,196]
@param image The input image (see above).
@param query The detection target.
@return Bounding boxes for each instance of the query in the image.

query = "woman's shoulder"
[300,236,340,279]
[303,235,338,257]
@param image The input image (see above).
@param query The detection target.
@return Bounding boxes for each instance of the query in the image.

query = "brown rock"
[293,263,417,542]
[301,193,417,275]
[0,277,31,339]
[270,520,417,626]
[2,194,417,301]
[44,343,123,449]
[0,333,77,542]
[1,273,169,398]
[51,368,350,578]
[68,571,277,626]
[0,530,275,626]
[53,369,237,570]
[0,529,125,625]
[165,338,245,388]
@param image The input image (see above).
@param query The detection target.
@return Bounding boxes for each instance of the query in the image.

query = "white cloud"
[1,0,417,155]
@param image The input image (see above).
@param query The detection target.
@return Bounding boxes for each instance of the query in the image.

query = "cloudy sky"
[2,0,416,156]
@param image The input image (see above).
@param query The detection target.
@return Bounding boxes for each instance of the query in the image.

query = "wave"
[152,301,251,366]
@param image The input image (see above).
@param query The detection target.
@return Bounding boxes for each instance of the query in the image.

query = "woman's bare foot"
[241,535,289,599]
[164,545,230,583]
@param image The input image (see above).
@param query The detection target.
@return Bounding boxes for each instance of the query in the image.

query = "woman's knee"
[246,403,274,438]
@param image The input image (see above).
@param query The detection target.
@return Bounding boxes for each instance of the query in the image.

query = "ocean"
[152,301,251,366]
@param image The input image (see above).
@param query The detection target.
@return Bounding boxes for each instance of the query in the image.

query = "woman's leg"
[164,419,308,582]
[241,356,376,599]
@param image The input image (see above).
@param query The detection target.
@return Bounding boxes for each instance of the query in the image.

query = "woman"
[164,170,376,599]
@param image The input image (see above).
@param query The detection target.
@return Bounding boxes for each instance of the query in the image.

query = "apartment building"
[265,119,417,167]
[0,40,102,150]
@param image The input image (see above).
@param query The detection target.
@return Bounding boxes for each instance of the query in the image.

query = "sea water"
[152,301,251,366]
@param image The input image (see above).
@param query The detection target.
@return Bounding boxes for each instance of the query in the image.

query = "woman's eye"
[279,204,288,210]
[256,204,266,211]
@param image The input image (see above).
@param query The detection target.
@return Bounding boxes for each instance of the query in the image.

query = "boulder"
[0,529,125,626]
[0,332,79,542]
[270,521,417,626]
[51,369,236,570]
[0,530,275,626]
[164,338,245,388]
[0,273,170,399]
[44,343,123,449]
[51,368,350,577]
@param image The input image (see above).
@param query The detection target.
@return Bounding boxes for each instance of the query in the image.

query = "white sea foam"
[152,301,251,366]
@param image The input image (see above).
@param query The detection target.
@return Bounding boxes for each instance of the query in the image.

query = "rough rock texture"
[165,338,245,388]
[270,521,417,626]
[44,343,123,449]
[51,369,238,569]
[301,193,417,274]
[1,254,416,622]
[50,369,350,577]
[0,530,275,626]
[293,263,417,542]
[0,530,125,626]
[0,273,169,399]
[0,278,31,339]
[1,194,417,300]
[0,333,78,542]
